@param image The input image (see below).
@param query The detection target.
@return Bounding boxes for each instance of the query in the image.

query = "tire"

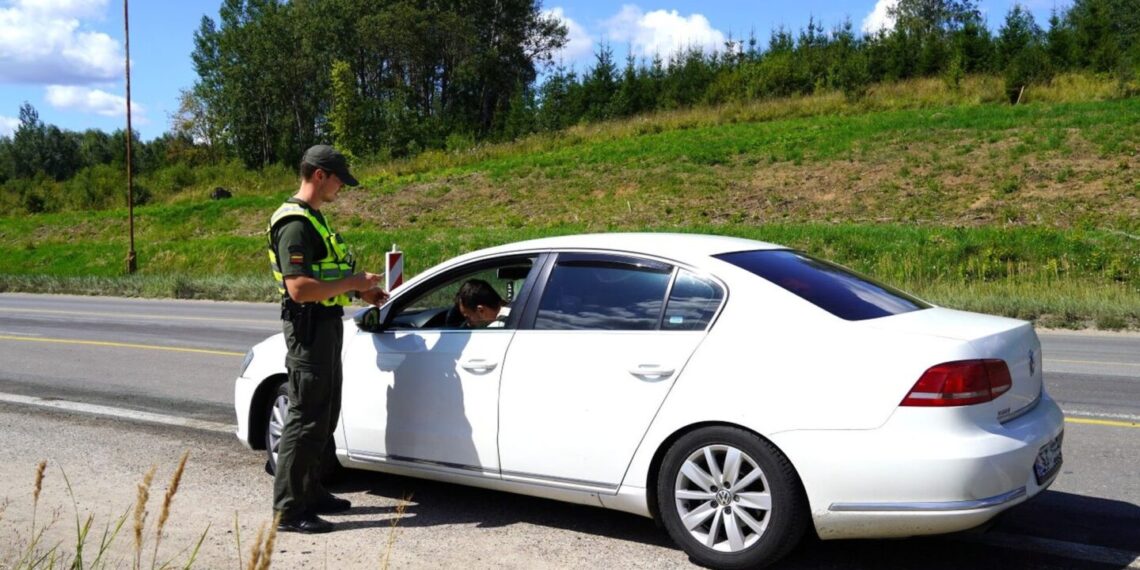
[263,382,343,482]
[264,382,289,476]
[656,427,808,569]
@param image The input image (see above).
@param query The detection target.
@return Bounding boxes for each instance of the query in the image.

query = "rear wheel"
[657,427,807,569]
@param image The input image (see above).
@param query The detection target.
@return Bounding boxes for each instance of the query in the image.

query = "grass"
[1,74,1137,328]
[3,456,210,570]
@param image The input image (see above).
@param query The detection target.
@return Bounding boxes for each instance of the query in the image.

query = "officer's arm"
[284,273,380,304]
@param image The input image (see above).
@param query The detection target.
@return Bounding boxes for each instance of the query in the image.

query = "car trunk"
[866,307,1044,422]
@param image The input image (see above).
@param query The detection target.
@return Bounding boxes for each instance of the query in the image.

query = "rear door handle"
[461,359,498,374]
[628,364,675,381]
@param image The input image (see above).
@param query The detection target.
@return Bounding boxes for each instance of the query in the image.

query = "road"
[0,293,1137,568]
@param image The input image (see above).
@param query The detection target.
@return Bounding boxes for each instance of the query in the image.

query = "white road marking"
[958,531,1140,569]
[0,330,43,337]
[0,392,235,434]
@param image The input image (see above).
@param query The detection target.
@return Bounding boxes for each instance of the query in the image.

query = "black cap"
[302,144,359,187]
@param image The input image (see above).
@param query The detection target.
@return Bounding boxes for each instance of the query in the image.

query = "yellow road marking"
[1051,358,1140,368]
[0,334,244,357]
[0,307,274,325]
[1065,417,1140,428]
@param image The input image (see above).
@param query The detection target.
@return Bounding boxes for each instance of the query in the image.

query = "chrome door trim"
[347,450,619,494]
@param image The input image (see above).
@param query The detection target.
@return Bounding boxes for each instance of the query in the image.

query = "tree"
[169,88,225,163]
[190,0,566,165]
[581,42,618,120]
[10,102,46,179]
[827,20,870,99]
[998,5,1051,102]
[1065,0,1138,72]
[1045,9,1077,71]
[887,0,982,76]
[327,60,369,159]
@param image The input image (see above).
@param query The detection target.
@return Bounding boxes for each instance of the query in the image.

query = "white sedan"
[235,233,1063,569]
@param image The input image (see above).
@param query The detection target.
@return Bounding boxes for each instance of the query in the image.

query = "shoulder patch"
[288,245,305,265]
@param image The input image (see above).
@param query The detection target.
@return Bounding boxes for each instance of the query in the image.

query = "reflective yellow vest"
[267,202,354,307]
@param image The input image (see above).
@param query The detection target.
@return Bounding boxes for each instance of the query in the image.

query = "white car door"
[340,256,541,474]
[498,255,724,491]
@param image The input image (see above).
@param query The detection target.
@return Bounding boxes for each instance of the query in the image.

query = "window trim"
[382,252,549,331]
[517,250,729,333]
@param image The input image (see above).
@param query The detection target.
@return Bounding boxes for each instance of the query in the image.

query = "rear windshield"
[715,250,930,321]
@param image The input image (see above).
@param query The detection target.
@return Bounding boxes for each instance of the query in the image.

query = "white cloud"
[862,0,897,34]
[603,5,726,61]
[545,7,594,64]
[0,115,18,137]
[0,0,122,84]
[14,0,108,20]
[46,85,146,123]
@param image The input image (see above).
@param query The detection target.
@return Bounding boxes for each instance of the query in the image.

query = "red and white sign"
[386,245,403,292]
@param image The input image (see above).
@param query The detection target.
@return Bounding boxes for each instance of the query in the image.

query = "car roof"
[458,232,786,265]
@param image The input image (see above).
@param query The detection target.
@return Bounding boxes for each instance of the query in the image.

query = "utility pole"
[123,0,137,273]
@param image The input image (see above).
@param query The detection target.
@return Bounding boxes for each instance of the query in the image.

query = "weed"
[996,177,1021,196]
[381,494,413,570]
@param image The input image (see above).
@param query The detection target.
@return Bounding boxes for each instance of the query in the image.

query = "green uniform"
[268,198,353,518]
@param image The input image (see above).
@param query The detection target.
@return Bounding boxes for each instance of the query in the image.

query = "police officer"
[268,144,387,533]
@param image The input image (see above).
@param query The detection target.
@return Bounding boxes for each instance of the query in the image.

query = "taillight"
[900,359,1013,407]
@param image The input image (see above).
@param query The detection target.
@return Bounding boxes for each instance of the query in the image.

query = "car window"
[534,260,671,331]
[390,257,537,329]
[715,250,929,321]
[662,270,724,331]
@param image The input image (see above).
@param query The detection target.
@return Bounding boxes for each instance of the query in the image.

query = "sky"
[0,0,1065,141]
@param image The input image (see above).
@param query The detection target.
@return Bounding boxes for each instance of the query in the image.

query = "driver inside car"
[455,279,510,328]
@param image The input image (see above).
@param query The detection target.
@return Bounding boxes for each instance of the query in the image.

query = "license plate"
[1033,432,1064,485]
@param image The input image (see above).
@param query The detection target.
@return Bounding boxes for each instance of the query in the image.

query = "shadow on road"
[328,469,671,543]
[996,490,1140,552]
[330,471,1130,569]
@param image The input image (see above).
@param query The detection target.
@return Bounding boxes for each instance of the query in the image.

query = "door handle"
[628,364,675,381]
[460,359,498,374]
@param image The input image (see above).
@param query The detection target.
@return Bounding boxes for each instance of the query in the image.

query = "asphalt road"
[0,293,1137,568]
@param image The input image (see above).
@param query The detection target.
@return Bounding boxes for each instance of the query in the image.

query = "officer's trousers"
[273,316,343,517]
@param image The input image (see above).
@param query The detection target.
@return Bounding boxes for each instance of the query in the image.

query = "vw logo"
[1028,350,1036,376]
[716,489,733,506]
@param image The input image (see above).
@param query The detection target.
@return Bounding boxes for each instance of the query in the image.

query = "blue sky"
[0,0,1064,140]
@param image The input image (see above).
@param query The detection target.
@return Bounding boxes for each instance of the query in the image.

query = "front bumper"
[234,374,259,449]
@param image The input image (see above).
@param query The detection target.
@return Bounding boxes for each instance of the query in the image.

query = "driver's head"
[455,279,504,328]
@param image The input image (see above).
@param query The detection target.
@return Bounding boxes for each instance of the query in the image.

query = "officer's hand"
[353,272,382,292]
[361,287,389,306]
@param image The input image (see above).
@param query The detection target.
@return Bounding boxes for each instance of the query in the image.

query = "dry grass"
[151,451,189,569]
[3,454,209,570]
[381,494,413,570]
[240,513,280,570]
[133,465,156,569]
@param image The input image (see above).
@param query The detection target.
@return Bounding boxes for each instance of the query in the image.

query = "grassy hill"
[2,77,1137,329]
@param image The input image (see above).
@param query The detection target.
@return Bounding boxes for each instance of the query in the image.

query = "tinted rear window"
[535,262,671,330]
[715,250,929,321]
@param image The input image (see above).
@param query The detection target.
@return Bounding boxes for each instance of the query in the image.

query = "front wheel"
[657,427,807,569]
[263,382,343,482]
[264,382,289,475]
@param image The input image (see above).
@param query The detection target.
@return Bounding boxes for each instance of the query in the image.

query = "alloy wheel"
[268,392,289,469]
[674,443,772,553]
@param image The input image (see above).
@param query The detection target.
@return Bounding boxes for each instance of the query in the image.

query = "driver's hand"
[360,287,389,306]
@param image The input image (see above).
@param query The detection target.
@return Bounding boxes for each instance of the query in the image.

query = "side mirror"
[353,306,385,332]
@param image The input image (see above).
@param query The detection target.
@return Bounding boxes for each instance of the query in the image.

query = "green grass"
[2,75,1137,328]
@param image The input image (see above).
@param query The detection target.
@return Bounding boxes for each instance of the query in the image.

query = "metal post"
[124,0,137,273]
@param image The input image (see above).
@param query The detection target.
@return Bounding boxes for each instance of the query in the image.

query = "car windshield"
[715,249,930,321]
